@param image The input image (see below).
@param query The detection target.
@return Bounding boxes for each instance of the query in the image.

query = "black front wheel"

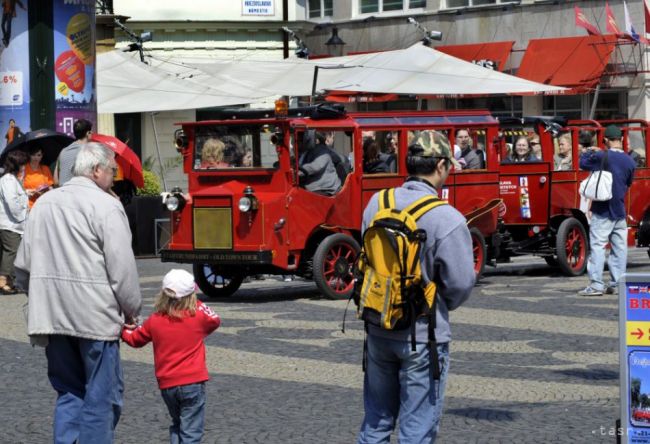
[193,263,244,298]
[312,233,360,300]
[555,217,589,276]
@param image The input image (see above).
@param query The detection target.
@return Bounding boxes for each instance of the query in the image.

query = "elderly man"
[15,143,142,444]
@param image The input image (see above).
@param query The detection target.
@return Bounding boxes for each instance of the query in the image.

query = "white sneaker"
[578,286,603,296]
[283,276,293,282]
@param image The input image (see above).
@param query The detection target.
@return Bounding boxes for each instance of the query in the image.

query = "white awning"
[97,43,566,114]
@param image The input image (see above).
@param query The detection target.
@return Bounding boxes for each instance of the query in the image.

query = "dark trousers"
[1,13,11,43]
[0,229,21,279]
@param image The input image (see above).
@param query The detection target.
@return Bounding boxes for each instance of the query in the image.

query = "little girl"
[122,269,221,443]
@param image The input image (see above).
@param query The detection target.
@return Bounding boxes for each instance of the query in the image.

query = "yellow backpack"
[351,188,447,376]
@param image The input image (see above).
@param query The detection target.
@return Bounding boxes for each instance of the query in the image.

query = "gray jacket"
[15,176,142,341]
[361,180,475,343]
[299,144,341,195]
[56,140,83,186]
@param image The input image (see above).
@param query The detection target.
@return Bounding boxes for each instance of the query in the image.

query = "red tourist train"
[160,103,650,298]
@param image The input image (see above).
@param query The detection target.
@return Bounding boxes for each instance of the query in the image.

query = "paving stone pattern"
[1,250,648,443]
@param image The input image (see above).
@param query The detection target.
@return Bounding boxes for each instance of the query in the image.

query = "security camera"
[429,30,443,41]
[407,17,416,24]
[140,32,153,43]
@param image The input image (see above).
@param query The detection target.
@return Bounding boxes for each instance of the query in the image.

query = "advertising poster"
[0,0,30,147]
[621,277,650,442]
[53,0,96,137]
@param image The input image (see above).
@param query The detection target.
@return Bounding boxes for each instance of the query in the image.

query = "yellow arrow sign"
[627,321,650,346]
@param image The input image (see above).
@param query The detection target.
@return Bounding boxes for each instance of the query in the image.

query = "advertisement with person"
[0,0,29,147]
[53,0,96,137]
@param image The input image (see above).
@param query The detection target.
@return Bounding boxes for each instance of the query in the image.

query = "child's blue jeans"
[161,382,206,444]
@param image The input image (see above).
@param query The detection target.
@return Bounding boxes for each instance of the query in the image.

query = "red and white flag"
[606,2,623,35]
[574,6,601,35]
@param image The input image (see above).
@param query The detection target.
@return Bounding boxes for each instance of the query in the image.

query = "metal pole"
[282,0,289,59]
[588,84,601,120]
[311,66,320,105]
[150,112,168,192]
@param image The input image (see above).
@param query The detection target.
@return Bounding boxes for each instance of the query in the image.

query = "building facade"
[102,0,650,190]
[301,0,648,121]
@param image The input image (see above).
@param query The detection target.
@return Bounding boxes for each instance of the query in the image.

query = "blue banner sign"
[620,274,650,442]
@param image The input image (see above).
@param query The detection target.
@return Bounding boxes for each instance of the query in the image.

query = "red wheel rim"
[322,243,356,295]
[472,234,483,276]
[565,227,586,271]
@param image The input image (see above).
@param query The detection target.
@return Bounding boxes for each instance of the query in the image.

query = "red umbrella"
[90,134,144,188]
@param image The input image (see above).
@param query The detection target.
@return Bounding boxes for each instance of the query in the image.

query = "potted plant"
[126,165,165,256]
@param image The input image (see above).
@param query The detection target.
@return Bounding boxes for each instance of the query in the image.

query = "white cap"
[162,269,196,298]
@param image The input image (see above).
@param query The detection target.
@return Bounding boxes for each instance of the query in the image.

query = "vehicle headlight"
[238,196,252,212]
[162,187,187,212]
[166,195,180,211]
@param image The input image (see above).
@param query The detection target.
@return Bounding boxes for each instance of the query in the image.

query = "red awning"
[324,91,399,103]
[517,35,618,92]
[436,41,514,72]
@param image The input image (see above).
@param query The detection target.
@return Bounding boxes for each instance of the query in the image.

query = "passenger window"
[296,129,352,195]
[194,125,279,170]
[626,129,646,168]
[553,134,573,171]
[500,129,540,164]
[362,130,398,174]
[453,128,486,170]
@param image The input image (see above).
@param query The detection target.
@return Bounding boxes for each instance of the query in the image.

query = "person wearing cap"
[357,130,474,443]
[578,124,636,296]
[14,143,142,443]
[122,269,221,444]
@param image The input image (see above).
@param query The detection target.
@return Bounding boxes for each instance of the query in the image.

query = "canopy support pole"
[588,84,601,120]
[150,112,167,192]
[311,66,319,105]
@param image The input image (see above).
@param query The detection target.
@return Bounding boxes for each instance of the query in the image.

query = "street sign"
[620,274,650,442]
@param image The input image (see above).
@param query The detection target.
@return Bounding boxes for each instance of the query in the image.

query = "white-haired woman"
[0,150,28,294]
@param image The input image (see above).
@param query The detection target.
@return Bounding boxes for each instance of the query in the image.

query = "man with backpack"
[356,130,475,443]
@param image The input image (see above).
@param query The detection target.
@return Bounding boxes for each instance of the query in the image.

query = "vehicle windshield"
[193,124,279,170]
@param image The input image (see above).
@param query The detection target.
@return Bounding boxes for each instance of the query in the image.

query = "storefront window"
[446,0,497,7]
[309,0,333,18]
[445,96,522,118]
[542,96,581,121]
[360,0,425,14]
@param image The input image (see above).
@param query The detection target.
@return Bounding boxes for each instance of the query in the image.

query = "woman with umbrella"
[0,150,27,294]
[23,145,53,208]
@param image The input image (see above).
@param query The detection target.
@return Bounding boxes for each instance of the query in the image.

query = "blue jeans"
[161,382,206,444]
[587,213,628,291]
[357,337,450,444]
[46,335,123,444]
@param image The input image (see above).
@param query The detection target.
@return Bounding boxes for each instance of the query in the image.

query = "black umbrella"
[0,129,74,167]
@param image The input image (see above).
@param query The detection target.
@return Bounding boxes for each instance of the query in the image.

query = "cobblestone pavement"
[1,249,648,443]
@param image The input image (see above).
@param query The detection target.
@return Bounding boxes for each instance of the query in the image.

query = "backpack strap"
[378,188,396,211]
[404,196,447,221]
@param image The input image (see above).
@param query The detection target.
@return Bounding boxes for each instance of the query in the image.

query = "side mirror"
[174,129,188,152]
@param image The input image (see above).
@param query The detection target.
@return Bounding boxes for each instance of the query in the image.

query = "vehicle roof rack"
[497,116,567,127]
[199,103,347,121]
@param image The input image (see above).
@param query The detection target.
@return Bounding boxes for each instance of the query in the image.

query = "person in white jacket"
[15,142,142,444]
[0,149,27,294]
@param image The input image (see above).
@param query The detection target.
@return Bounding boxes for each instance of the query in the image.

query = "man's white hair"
[73,142,115,177]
